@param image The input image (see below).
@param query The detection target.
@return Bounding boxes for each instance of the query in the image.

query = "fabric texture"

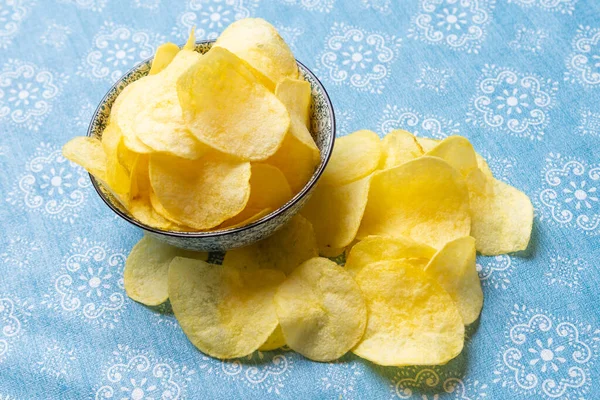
[1,0,599,399]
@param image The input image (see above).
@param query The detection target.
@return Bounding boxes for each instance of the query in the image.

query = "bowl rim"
[87,39,336,238]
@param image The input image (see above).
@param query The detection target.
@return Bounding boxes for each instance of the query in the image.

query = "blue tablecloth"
[1,0,599,399]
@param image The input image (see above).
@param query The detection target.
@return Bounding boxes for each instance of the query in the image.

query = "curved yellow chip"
[149,189,185,225]
[149,42,180,75]
[178,46,289,161]
[274,257,367,361]
[266,116,320,193]
[379,129,424,170]
[111,80,153,154]
[475,152,495,180]
[62,136,107,182]
[247,164,292,211]
[124,235,207,306]
[353,259,464,366]
[357,157,471,249]
[259,325,286,351]
[467,169,533,255]
[149,152,251,230]
[168,258,285,359]
[276,77,312,128]
[345,235,436,276]
[101,124,130,195]
[183,26,196,51]
[215,207,272,231]
[416,137,439,152]
[223,215,318,275]
[424,236,483,325]
[215,18,298,88]
[321,130,381,186]
[130,50,209,160]
[424,136,478,177]
[302,175,371,253]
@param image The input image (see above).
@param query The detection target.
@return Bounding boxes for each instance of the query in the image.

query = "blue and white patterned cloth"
[1,0,599,399]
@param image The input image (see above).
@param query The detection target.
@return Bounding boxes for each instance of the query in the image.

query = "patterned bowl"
[87,40,335,252]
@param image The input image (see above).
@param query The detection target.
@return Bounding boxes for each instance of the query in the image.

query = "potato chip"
[353,259,464,366]
[129,155,150,202]
[128,197,186,231]
[149,42,180,75]
[266,116,320,193]
[274,257,367,361]
[319,246,346,258]
[124,235,207,306]
[215,18,298,88]
[321,130,381,186]
[62,136,108,182]
[424,136,478,177]
[168,257,285,359]
[475,152,495,180]
[183,26,196,51]
[101,123,130,195]
[132,51,209,160]
[149,152,250,230]
[357,157,471,249]
[223,215,318,275]
[275,78,312,128]
[116,137,137,174]
[110,80,154,154]
[302,175,371,253]
[345,235,436,276]
[424,236,483,325]
[259,325,286,351]
[215,207,272,231]
[467,169,533,255]
[149,189,184,225]
[247,164,292,211]
[416,137,439,152]
[177,46,289,161]
[379,129,424,170]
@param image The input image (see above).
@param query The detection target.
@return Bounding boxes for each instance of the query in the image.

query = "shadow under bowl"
[87,40,335,252]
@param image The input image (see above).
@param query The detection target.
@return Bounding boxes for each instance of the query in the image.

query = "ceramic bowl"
[87,40,335,252]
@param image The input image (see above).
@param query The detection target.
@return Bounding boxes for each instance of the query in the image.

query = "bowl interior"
[88,40,335,237]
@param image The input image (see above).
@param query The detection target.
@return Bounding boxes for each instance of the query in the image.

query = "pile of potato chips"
[63,19,320,231]
[123,128,533,365]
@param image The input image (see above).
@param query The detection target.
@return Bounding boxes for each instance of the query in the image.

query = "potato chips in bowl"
[75,22,335,252]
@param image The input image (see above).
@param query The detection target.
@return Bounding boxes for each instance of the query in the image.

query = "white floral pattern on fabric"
[578,109,600,136]
[408,0,495,54]
[0,59,68,130]
[42,238,127,329]
[1,236,40,268]
[40,22,72,49]
[565,26,600,89]
[0,0,34,48]
[378,105,460,138]
[316,23,402,94]
[6,143,90,224]
[57,0,107,12]
[361,0,392,14]
[536,153,599,235]
[507,0,577,14]
[321,361,363,399]
[36,339,76,379]
[416,63,453,93]
[77,22,164,83]
[545,254,587,292]
[74,100,94,128]
[275,23,304,51]
[150,302,179,328]
[476,254,519,290]
[336,109,356,137]
[493,305,599,399]
[0,294,32,364]
[390,367,488,399]
[94,344,194,399]
[200,350,296,395]
[132,0,161,10]
[509,25,548,53]
[278,0,334,13]
[172,0,259,40]
[466,65,558,140]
